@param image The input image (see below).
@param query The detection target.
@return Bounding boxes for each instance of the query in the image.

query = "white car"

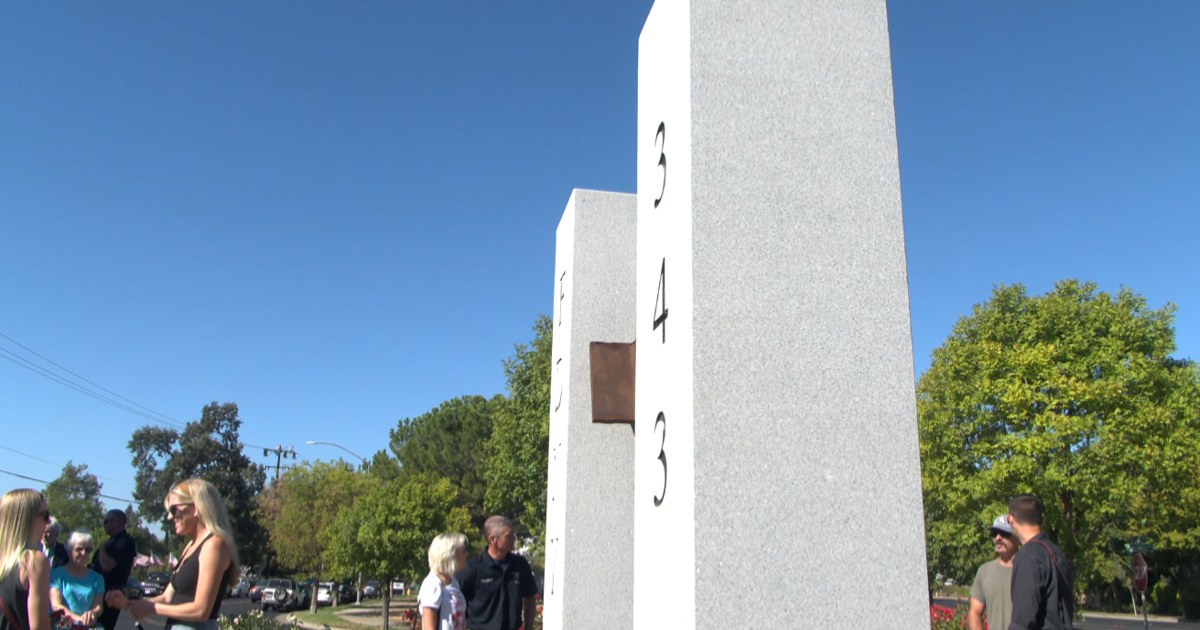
[228,578,251,598]
[317,582,336,606]
[261,578,300,612]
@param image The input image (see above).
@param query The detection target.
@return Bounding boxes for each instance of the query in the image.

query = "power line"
[0,468,134,504]
[0,446,134,488]
[0,347,185,429]
[0,349,177,427]
[0,331,183,427]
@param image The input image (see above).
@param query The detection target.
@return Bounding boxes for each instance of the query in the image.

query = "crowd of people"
[1,479,239,630]
[967,493,1077,630]
[2,482,537,630]
[6,484,1077,630]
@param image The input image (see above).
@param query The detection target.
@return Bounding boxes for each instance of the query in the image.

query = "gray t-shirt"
[970,559,1012,630]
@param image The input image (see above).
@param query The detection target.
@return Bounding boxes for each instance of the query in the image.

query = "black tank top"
[167,535,230,622]
[1,547,35,630]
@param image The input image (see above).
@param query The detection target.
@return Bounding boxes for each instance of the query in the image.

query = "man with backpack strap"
[1007,494,1076,630]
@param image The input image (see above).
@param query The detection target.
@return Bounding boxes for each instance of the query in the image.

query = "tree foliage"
[368,450,402,484]
[128,402,270,568]
[484,313,552,555]
[258,460,373,576]
[321,474,470,629]
[123,505,167,558]
[918,281,1200,594]
[43,462,105,535]
[389,395,498,531]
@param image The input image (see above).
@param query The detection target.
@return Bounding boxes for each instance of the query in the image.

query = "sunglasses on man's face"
[991,530,1012,540]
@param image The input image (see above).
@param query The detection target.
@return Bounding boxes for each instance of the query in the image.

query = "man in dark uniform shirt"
[1007,494,1075,630]
[455,516,538,630]
[91,509,137,630]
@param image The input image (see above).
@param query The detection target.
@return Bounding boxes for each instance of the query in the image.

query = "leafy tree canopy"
[43,462,105,536]
[321,474,470,629]
[389,395,498,532]
[484,313,551,556]
[368,450,402,484]
[918,280,1200,593]
[124,504,166,558]
[258,459,374,576]
[128,402,270,568]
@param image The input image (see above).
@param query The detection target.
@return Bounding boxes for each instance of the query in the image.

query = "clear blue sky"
[2,1,1197,508]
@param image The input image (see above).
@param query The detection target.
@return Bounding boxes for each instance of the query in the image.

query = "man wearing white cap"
[967,514,1019,630]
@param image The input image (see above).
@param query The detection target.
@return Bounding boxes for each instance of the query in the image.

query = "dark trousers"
[98,605,122,630]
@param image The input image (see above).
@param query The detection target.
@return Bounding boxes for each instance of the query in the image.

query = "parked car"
[260,578,304,612]
[228,577,251,598]
[296,578,315,607]
[316,581,356,606]
[141,572,170,597]
[361,580,380,599]
[391,578,405,595]
[316,582,336,606]
[123,578,144,600]
[249,582,263,603]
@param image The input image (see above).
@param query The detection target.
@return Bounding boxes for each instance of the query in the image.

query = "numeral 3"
[653,122,667,208]
[653,412,667,506]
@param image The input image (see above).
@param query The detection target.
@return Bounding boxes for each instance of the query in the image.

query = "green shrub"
[1152,581,1179,615]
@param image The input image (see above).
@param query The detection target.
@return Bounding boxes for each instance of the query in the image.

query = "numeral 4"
[653,258,668,343]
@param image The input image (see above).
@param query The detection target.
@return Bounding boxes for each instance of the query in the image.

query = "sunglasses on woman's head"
[39,509,51,521]
[168,503,193,518]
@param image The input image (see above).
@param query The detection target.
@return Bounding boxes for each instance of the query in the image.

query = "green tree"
[124,504,166,560]
[484,314,551,556]
[257,460,373,612]
[368,450,402,484]
[43,462,106,535]
[918,280,1200,599]
[389,395,498,531]
[128,402,270,568]
[321,475,471,630]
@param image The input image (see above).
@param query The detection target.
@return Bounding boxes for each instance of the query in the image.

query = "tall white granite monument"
[632,0,929,628]
[543,189,636,630]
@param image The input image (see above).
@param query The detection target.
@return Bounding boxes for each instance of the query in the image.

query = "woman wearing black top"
[0,489,51,630]
[106,479,238,630]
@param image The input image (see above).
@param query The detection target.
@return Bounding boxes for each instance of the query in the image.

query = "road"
[113,597,259,630]
[933,598,1195,630]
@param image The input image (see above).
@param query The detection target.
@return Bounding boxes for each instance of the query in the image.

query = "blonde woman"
[49,531,105,626]
[417,533,467,630]
[105,479,238,630]
[0,489,52,630]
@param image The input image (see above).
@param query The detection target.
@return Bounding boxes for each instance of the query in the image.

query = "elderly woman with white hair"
[418,533,468,630]
[49,531,105,627]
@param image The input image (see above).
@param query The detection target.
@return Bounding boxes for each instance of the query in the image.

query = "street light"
[305,440,370,604]
[305,441,369,471]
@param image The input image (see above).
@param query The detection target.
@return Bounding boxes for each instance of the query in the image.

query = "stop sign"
[1132,553,1149,592]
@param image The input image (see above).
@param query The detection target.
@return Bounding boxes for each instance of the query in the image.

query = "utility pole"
[263,445,297,480]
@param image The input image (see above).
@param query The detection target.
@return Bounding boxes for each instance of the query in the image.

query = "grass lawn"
[291,602,419,630]
[292,606,378,630]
